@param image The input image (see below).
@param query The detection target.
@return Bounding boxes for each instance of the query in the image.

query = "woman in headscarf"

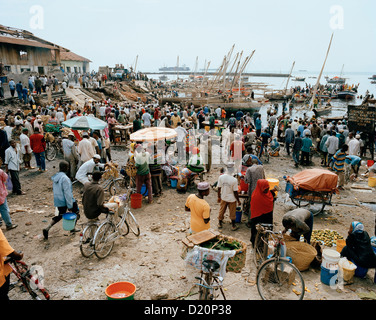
[249,179,278,246]
[340,221,376,269]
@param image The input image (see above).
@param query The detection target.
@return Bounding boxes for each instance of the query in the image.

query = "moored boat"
[337,90,356,100]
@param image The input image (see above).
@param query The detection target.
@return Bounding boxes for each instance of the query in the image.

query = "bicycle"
[5,257,50,300]
[45,133,63,161]
[194,259,226,300]
[254,224,305,300]
[92,188,140,259]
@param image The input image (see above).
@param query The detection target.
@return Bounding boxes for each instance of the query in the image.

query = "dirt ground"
[4,144,376,301]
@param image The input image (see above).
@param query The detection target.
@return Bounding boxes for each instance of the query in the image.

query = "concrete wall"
[61,60,90,74]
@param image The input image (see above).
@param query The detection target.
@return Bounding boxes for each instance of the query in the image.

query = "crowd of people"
[0,76,376,300]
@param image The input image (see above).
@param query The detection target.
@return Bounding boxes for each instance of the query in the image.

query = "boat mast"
[285,61,295,93]
[310,33,334,110]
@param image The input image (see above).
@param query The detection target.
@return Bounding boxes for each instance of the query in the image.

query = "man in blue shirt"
[345,155,361,177]
[301,133,313,166]
[259,129,271,158]
[15,82,23,101]
[255,115,262,137]
[8,79,16,97]
[235,110,244,121]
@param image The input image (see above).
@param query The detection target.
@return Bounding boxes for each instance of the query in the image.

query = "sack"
[285,240,317,271]
[5,176,12,191]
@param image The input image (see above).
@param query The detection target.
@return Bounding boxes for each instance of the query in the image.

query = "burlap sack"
[285,240,317,271]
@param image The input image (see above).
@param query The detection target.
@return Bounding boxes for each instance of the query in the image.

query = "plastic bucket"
[322,249,341,269]
[235,207,242,223]
[368,177,376,188]
[267,178,279,195]
[336,239,346,253]
[367,160,375,167]
[62,213,77,231]
[105,282,136,300]
[342,266,356,282]
[321,266,338,286]
[140,184,148,196]
[170,178,178,188]
[130,193,142,209]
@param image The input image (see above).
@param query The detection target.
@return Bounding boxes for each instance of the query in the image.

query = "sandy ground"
[3,144,376,301]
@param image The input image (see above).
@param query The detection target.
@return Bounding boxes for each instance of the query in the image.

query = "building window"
[4,66,11,72]
[66,67,71,73]
[19,50,28,60]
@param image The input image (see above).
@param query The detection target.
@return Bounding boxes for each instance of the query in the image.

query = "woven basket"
[217,235,247,273]
[181,234,247,273]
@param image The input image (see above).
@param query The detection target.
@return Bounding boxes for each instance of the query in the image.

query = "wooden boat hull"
[337,91,356,100]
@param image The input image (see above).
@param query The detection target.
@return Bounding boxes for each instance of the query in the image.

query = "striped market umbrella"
[130,127,177,142]
[62,116,108,131]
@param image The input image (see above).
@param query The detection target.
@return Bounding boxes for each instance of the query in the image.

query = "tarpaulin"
[286,169,338,192]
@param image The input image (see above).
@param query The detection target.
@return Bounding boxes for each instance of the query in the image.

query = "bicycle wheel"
[291,192,326,216]
[80,223,98,258]
[45,143,57,161]
[126,210,140,236]
[253,230,269,268]
[93,221,116,259]
[256,258,305,300]
[109,178,128,196]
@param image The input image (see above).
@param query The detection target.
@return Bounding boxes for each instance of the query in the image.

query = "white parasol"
[130,127,177,142]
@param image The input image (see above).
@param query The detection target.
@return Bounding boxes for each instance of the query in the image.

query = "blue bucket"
[141,184,148,196]
[170,179,178,188]
[320,266,338,286]
[62,213,77,231]
[235,207,242,223]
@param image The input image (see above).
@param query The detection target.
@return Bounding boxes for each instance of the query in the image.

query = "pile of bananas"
[311,229,344,247]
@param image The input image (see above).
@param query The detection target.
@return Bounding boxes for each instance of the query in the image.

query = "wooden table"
[113,124,133,145]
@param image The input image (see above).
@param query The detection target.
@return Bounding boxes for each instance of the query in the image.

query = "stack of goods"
[311,229,344,247]
[102,162,119,180]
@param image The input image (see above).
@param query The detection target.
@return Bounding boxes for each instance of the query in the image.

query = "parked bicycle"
[256,142,270,164]
[45,133,63,161]
[88,188,140,259]
[194,259,226,300]
[254,224,305,300]
[5,257,50,300]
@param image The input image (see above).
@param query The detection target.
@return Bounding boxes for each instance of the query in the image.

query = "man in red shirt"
[30,127,47,172]
[230,135,245,173]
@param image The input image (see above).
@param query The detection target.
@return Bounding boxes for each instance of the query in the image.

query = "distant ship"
[325,76,346,84]
[159,64,190,72]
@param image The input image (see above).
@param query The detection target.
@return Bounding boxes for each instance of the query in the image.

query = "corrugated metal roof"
[0,35,57,49]
[60,50,91,62]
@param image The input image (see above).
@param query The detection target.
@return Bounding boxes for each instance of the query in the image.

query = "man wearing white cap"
[348,134,361,156]
[185,182,211,234]
[217,163,241,231]
[77,132,95,164]
[75,155,104,185]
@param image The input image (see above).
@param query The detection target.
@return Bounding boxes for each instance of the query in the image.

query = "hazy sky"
[1,0,375,73]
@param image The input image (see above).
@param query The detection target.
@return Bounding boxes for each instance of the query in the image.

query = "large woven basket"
[218,234,247,273]
[181,234,247,273]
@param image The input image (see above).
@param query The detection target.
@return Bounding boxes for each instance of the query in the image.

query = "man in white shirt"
[142,111,152,128]
[77,132,95,164]
[4,123,13,142]
[4,140,24,195]
[56,108,65,123]
[348,134,361,156]
[215,106,222,119]
[325,131,339,167]
[19,128,33,169]
[75,155,105,185]
[99,105,106,120]
[217,162,241,231]
[175,122,188,163]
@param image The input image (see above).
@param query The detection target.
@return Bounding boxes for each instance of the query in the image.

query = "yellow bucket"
[267,178,279,195]
[368,177,376,188]
[336,239,346,253]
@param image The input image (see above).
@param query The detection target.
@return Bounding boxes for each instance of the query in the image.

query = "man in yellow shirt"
[185,182,211,233]
[0,228,23,300]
